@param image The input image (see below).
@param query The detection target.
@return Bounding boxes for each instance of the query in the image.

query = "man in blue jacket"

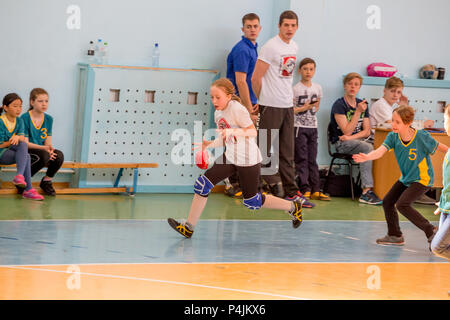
[224,13,262,198]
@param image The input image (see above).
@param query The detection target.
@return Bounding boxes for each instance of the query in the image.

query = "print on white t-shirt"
[280,55,296,77]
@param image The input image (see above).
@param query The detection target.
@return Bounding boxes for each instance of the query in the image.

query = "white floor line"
[4,265,309,300]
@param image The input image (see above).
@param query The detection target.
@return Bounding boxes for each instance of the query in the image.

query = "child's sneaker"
[311,192,331,201]
[303,191,311,199]
[40,178,56,196]
[285,191,315,208]
[376,234,405,246]
[359,191,382,205]
[13,174,27,188]
[22,188,44,201]
[167,218,194,238]
[287,199,303,229]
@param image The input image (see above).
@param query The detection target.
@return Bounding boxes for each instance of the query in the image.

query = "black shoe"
[167,218,194,238]
[15,185,25,195]
[40,179,56,196]
[288,199,303,229]
[269,182,284,198]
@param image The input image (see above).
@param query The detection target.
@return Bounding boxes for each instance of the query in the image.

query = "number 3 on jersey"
[408,148,417,161]
[40,128,47,140]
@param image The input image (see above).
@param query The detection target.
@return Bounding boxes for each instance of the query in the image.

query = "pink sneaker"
[22,188,44,201]
[13,174,27,188]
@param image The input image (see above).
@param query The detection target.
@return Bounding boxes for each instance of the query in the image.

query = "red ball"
[195,150,209,170]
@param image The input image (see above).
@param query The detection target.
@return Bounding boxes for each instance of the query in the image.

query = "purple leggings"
[0,142,32,191]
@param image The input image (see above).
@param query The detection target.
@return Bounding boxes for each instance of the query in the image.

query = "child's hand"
[352,152,368,163]
[424,120,435,128]
[219,128,234,140]
[192,139,212,151]
[9,135,21,146]
[399,94,409,105]
[434,207,440,215]
[303,101,311,110]
[339,134,351,141]
[356,100,368,113]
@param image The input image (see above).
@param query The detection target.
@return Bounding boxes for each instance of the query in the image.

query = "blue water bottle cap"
[155,43,159,47]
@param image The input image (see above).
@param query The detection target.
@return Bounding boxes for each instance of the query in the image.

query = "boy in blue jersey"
[353,105,448,247]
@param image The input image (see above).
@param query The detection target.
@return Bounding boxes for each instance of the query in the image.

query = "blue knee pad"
[194,175,214,197]
[243,193,263,210]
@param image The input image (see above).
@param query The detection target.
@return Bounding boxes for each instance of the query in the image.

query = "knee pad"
[243,192,263,210]
[194,175,214,197]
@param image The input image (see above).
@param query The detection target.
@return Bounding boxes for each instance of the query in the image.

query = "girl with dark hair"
[0,93,44,200]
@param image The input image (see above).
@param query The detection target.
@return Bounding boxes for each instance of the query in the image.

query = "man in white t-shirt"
[252,10,314,207]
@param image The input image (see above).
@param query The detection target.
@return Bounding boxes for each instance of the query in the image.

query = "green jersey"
[20,111,53,145]
[382,129,438,187]
[0,115,26,158]
[439,151,450,214]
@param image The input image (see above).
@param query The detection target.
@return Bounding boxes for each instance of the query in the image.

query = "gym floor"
[0,193,448,300]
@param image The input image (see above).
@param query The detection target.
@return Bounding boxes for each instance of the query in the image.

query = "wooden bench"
[0,162,158,195]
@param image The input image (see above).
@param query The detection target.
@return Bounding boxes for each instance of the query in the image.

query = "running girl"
[168,78,304,238]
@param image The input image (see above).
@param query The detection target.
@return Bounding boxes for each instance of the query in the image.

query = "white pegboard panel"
[75,64,219,192]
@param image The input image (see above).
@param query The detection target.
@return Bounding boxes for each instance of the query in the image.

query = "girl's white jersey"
[214,100,262,166]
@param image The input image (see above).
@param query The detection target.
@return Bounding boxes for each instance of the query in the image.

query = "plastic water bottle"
[101,42,109,65]
[87,41,95,63]
[94,39,102,63]
[152,43,160,67]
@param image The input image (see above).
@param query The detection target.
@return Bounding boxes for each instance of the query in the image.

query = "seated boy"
[370,76,434,136]
[370,76,408,131]
[329,72,382,205]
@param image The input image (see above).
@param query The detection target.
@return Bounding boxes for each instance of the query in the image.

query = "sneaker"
[359,191,382,205]
[40,178,56,196]
[167,218,194,238]
[12,174,27,188]
[287,199,303,229]
[427,226,438,251]
[303,191,311,199]
[311,192,331,201]
[22,188,44,201]
[285,191,315,208]
[376,234,405,246]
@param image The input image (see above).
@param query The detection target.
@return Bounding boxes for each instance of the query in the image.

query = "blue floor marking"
[0,220,445,266]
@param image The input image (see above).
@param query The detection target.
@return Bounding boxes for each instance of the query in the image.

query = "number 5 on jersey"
[408,148,417,161]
